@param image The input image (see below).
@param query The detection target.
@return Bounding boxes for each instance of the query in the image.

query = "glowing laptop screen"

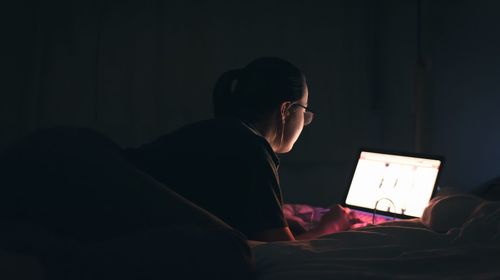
[345,151,442,218]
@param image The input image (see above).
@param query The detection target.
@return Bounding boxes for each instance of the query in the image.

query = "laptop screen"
[344,149,443,218]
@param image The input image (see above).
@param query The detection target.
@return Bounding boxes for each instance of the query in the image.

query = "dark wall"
[3,0,382,206]
[428,0,500,190]
[376,0,500,192]
[3,0,499,205]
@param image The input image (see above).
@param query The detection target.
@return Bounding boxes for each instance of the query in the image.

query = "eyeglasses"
[291,103,314,126]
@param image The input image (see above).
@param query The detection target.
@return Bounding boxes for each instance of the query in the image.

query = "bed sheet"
[253,195,500,279]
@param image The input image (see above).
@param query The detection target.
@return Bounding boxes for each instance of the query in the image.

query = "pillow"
[421,194,484,233]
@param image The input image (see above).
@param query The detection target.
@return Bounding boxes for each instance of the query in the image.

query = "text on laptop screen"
[345,151,441,218]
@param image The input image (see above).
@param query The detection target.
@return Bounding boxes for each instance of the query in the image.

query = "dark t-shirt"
[124,117,287,239]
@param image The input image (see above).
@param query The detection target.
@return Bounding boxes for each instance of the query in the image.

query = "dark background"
[3,0,500,206]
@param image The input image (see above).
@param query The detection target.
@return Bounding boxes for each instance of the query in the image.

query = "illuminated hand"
[316,204,361,234]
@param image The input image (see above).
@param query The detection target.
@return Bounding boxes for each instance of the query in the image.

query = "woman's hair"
[213,57,306,121]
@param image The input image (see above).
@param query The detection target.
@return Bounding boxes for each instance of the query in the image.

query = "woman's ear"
[280,101,292,123]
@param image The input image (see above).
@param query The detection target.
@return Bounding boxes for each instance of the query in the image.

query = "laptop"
[342,148,444,225]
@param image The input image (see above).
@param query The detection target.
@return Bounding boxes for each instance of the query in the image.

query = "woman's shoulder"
[177,118,277,161]
[182,117,252,134]
[175,118,264,142]
[131,118,270,154]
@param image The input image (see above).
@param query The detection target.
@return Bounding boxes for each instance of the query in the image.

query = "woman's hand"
[294,204,362,240]
[315,204,361,235]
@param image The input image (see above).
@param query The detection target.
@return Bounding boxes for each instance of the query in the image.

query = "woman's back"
[124,117,287,239]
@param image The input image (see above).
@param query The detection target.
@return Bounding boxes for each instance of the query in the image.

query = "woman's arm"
[250,205,359,242]
[295,205,359,240]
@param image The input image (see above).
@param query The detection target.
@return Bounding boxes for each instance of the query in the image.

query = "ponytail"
[212,57,306,122]
[213,69,241,117]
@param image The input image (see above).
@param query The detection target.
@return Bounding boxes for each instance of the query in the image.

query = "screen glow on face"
[345,151,441,218]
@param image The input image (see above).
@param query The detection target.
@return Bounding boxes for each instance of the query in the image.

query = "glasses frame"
[291,103,315,126]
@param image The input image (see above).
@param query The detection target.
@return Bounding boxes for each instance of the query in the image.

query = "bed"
[5,128,499,279]
[1,194,500,279]
[252,194,500,279]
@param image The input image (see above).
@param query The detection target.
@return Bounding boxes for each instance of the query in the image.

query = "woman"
[126,57,357,242]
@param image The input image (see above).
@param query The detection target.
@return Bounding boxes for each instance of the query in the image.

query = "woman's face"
[275,84,309,153]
